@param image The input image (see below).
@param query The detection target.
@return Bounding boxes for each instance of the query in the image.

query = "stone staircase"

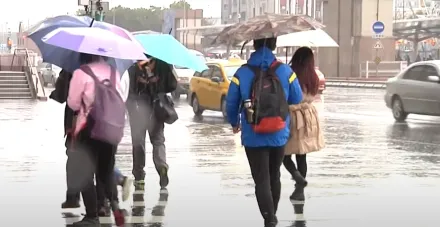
[0,71,33,99]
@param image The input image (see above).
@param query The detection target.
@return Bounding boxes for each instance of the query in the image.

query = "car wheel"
[392,96,408,122]
[192,95,204,116]
[171,91,180,101]
[221,97,227,119]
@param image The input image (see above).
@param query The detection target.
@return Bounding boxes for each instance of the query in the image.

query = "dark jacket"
[127,60,177,102]
[49,70,75,137]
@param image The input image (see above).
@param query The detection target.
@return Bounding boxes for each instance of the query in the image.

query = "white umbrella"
[242,29,338,48]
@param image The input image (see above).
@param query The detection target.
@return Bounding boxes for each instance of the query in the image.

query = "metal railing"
[10,48,46,99]
[359,61,407,79]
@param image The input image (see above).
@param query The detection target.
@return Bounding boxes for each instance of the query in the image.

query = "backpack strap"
[80,65,99,83]
[81,65,117,87]
[269,60,282,75]
[109,67,116,86]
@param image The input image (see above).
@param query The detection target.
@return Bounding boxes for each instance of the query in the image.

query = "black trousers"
[245,146,285,223]
[76,132,118,218]
[283,154,307,178]
[127,98,168,181]
[65,135,80,203]
[65,138,118,208]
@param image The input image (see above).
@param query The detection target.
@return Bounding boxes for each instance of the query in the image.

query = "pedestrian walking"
[126,57,177,190]
[51,69,133,212]
[284,47,325,201]
[50,69,81,209]
[97,70,133,217]
[225,38,303,227]
[67,53,126,227]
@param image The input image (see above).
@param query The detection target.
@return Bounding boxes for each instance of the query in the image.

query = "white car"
[172,49,207,100]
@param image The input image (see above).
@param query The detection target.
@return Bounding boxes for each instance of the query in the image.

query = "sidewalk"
[326,77,387,89]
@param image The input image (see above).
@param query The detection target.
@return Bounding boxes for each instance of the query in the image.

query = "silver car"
[385,61,440,121]
[38,63,61,87]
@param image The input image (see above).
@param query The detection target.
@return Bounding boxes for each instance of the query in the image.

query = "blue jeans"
[114,167,124,185]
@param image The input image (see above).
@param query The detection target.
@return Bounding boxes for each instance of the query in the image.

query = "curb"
[326,81,386,89]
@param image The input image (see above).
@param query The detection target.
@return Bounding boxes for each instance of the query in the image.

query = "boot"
[61,192,80,209]
[290,184,305,201]
[292,171,307,186]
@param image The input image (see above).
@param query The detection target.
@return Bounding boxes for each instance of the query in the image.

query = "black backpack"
[247,61,289,134]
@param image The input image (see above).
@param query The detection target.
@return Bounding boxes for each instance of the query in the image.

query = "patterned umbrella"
[212,13,325,46]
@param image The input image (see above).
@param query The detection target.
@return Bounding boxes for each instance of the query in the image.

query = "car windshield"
[224,65,241,80]
[175,55,206,69]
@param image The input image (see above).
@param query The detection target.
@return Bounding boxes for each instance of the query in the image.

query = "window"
[211,66,223,80]
[223,65,241,80]
[403,65,439,82]
[422,65,439,82]
[402,65,424,81]
[240,12,246,20]
[203,67,214,79]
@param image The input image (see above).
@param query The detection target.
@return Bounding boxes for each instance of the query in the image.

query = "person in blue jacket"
[226,37,303,227]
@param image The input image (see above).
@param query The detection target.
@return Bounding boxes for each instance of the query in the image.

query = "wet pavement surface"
[1,87,440,226]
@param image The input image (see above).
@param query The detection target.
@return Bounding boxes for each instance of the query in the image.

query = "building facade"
[220,0,323,23]
[221,0,282,23]
[316,0,395,78]
[172,9,204,51]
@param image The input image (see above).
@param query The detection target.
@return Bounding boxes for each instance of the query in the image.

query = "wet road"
[1,87,440,227]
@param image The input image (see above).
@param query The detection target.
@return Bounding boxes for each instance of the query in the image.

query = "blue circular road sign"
[372,21,385,34]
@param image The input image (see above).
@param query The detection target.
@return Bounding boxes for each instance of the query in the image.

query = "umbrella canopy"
[41,27,147,72]
[212,13,325,46]
[135,34,208,72]
[242,29,338,48]
[27,15,141,74]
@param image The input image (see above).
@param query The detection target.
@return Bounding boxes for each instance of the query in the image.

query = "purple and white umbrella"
[41,27,146,73]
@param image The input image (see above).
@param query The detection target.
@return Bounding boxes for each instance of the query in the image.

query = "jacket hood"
[247,47,276,70]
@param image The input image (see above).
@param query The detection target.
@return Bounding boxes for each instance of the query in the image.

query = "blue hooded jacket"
[226,47,303,147]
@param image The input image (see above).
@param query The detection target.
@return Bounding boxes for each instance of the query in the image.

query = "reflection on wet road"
[0,88,440,226]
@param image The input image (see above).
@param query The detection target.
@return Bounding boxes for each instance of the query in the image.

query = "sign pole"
[375,48,379,77]
[372,20,384,78]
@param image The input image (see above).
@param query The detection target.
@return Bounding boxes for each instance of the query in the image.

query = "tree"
[103,6,163,32]
[169,0,191,10]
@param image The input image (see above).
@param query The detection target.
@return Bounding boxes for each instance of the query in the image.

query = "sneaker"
[72,216,100,227]
[122,177,133,202]
[159,167,169,189]
[134,180,145,191]
[61,200,80,209]
[113,209,126,227]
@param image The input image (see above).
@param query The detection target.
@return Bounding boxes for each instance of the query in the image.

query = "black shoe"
[61,200,80,209]
[264,219,277,227]
[159,167,169,189]
[264,214,278,227]
[72,216,100,227]
[265,222,277,227]
[290,184,305,201]
[292,171,308,186]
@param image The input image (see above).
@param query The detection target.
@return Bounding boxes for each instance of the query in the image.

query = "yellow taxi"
[188,58,246,118]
